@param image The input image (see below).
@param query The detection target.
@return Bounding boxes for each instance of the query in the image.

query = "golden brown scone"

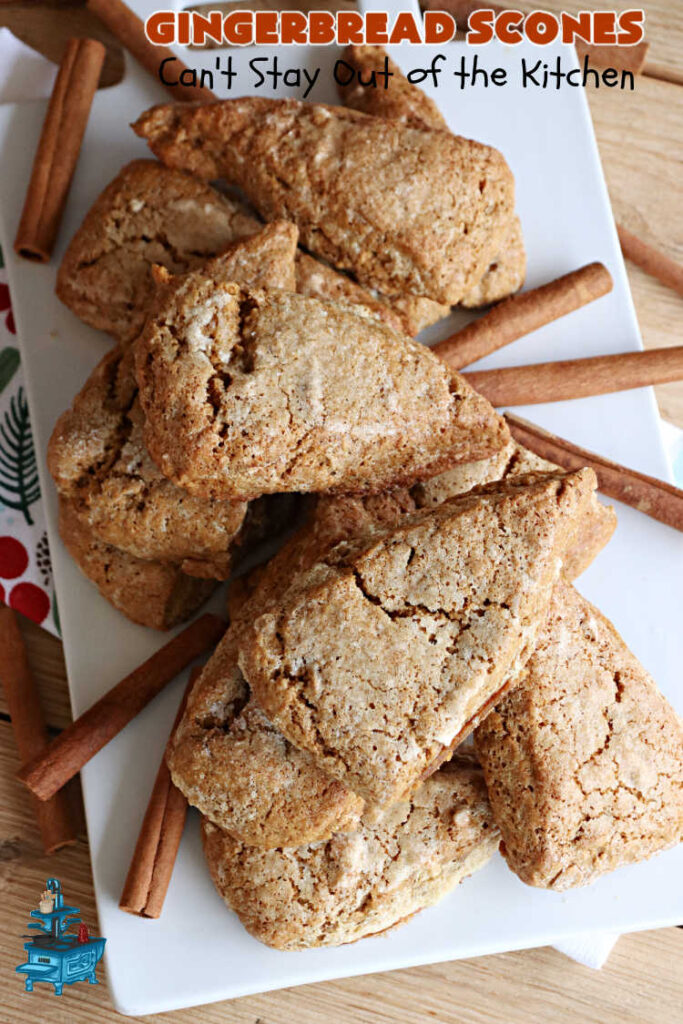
[294,251,405,333]
[238,470,597,806]
[58,496,215,630]
[228,443,615,639]
[201,756,499,949]
[167,628,364,848]
[475,580,683,890]
[461,215,526,308]
[49,224,299,578]
[134,277,509,501]
[133,98,515,304]
[56,159,262,343]
[336,44,448,129]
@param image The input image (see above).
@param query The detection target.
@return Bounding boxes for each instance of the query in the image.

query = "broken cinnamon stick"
[17,613,226,803]
[465,346,683,406]
[86,0,216,103]
[0,605,76,854]
[434,263,613,370]
[14,37,105,262]
[119,666,202,918]
[506,413,683,532]
[617,225,683,298]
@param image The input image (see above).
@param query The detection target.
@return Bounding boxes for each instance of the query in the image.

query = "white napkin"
[3,25,682,971]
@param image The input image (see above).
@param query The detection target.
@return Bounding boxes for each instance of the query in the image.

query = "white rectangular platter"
[0,4,681,1014]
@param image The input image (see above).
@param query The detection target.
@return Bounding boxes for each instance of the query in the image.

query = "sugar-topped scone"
[167,628,364,848]
[238,470,597,806]
[228,444,615,639]
[58,497,215,629]
[336,46,525,320]
[49,224,299,578]
[56,160,262,343]
[201,756,499,949]
[475,580,683,890]
[134,277,509,500]
[133,98,515,304]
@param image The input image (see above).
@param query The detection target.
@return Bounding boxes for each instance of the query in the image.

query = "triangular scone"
[475,580,683,890]
[201,756,499,950]
[335,45,525,319]
[167,629,363,849]
[133,98,515,304]
[58,497,215,630]
[238,470,597,806]
[134,280,509,500]
[56,159,262,343]
[49,224,298,578]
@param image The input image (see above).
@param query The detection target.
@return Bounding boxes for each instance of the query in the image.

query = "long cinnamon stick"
[86,0,216,103]
[465,346,683,406]
[17,613,225,803]
[617,225,683,298]
[14,38,105,262]
[119,666,201,918]
[506,413,683,532]
[434,263,613,370]
[0,605,76,854]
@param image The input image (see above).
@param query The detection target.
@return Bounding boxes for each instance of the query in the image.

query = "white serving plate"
[1,2,681,1014]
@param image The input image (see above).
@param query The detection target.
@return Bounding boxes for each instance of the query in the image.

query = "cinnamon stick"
[17,613,225,803]
[617,225,683,298]
[434,263,613,370]
[14,38,105,262]
[86,0,216,103]
[506,413,683,532]
[465,346,683,406]
[119,666,202,918]
[423,2,650,74]
[0,605,76,854]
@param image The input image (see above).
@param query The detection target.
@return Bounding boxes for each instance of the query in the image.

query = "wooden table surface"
[1,2,682,1021]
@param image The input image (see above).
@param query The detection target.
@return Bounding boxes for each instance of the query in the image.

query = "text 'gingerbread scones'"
[238,469,598,806]
[134,279,509,500]
[475,580,683,890]
[133,98,515,305]
[201,757,499,950]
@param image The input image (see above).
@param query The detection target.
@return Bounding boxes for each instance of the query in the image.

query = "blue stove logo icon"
[16,878,106,996]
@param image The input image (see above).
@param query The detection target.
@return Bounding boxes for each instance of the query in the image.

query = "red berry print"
[6,309,15,334]
[9,582,50,623]
[0,282,10,312]
[0,581,4,604]
[0,536,29,579]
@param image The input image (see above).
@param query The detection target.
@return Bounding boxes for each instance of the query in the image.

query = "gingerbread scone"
[202,756,498,950]
[228,443,615,639]
[134,278,510,500]
[56,160,262,343]
[133,98,515,304]
[49,224,299,579]
[239,470,597,806]
[335,45,525,323]
[58,497,215,630]
[294,251,404,333]
[167,628,364,848]
[475,580,683,890]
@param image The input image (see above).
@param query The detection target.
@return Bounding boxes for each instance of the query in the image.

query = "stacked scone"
[50,54,683,948]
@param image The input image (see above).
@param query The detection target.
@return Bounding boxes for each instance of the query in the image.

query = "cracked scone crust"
[167,629,363,848]
[50,224,299,577]
[238,470,597,806]
[134,98,515,304]
[134,278,509,500]
[201,757,499,949]
[56,159,262,343]
[475,580,683,890]
[228,445,614,641]
[58,496,215,629]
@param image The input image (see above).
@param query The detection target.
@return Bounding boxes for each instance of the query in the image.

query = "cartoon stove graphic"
[16,878,106,996]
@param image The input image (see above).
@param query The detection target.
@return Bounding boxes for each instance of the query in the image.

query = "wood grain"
[0,3,681,1021]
